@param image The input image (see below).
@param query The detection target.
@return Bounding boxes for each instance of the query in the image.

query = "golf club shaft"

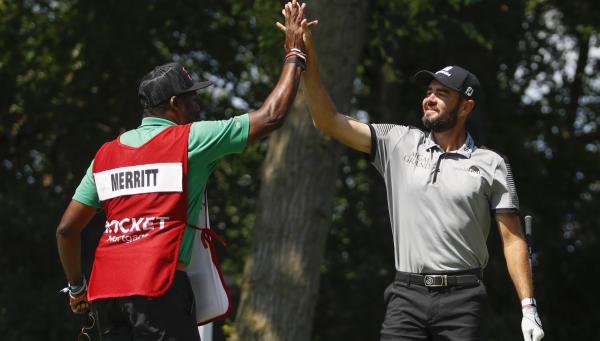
[524,215,534,277]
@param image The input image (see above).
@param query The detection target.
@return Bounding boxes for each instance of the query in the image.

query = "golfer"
[55,2,310,339]
[297,19,544,341]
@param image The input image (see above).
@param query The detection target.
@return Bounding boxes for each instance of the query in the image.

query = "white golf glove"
[521,305,544,341]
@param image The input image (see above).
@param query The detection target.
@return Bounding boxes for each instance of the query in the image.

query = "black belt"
[395,269,482,287]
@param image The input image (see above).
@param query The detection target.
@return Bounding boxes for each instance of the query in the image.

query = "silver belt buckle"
[424,275,447,287]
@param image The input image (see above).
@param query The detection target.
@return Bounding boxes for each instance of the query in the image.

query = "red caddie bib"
[88,124,191,300]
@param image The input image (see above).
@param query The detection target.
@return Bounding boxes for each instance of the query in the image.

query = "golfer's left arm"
[496,212,533,300]
[496,212,544,341]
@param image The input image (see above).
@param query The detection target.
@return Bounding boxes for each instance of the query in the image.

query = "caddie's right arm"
[300,20,372,154]
[246,0,306,144]
[56,200,96,314]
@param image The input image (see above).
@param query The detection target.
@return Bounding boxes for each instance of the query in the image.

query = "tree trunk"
[232,1,369,340]
[564,32,590,138]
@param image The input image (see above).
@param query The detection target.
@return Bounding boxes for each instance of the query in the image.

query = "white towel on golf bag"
[186,194,230,325]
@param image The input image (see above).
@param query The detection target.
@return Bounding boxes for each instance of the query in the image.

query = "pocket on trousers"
[383,282,395,305]
[476,281,488,300]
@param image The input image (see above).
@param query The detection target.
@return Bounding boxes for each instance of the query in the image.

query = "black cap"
[413,65,480,100]
[138,62,213,108]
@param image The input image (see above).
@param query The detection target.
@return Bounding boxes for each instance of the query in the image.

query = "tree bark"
[232,1,369,340]
[563,32,590,138]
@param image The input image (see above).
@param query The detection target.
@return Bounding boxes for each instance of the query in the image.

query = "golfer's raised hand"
[69,290,90,314]
[299,15,318,57]
[276,0,317,52]
[522,306,544,341]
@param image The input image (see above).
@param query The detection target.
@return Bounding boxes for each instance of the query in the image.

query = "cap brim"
[412,70,461,92]
[188,80,213,92]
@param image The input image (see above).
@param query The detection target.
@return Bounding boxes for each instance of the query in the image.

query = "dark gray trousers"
[380,276,489,341]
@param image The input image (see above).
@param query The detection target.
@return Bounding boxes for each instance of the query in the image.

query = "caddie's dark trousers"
[91,271,200,341]
[380,269,489,341]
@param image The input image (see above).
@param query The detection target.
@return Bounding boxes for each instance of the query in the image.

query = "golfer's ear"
[466,99,475,113]
[461,98,475,116]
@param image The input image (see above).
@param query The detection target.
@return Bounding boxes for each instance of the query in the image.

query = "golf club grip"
[524,215,532,236]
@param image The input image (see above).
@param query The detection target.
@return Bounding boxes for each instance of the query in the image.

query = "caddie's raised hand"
[276,0,317,52]
[280,0,305,51]
[69,290,90,315]
[522,306,544,341]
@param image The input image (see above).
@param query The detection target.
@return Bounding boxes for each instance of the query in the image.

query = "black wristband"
[284,56,306,71]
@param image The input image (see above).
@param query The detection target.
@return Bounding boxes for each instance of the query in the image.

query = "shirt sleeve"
[188,114,250,162]
[368,123,406,176]
[72,161,102,208]
[490,156,520,213]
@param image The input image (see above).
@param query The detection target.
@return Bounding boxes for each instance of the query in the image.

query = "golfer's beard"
[422,104,459,133]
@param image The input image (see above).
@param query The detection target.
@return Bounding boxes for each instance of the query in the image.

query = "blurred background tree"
[0,0,598,340]
[233,1,368,340]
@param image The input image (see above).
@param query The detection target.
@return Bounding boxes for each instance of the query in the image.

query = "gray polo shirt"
[369,124,519,273]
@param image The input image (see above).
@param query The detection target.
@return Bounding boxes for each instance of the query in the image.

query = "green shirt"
[73,115,249,264]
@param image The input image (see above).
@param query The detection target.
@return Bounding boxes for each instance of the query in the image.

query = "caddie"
[297,18,545,341]
[55,2,310,339]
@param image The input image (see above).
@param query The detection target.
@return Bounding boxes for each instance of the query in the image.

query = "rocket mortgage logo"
[104,216,170,244]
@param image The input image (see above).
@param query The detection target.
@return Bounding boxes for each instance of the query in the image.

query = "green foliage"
[1,0,599,340]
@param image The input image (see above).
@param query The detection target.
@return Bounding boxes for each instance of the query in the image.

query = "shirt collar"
[424,131,476,158]
[457,133,475,158]
[423,132,438,151]
[139,117,177,127]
